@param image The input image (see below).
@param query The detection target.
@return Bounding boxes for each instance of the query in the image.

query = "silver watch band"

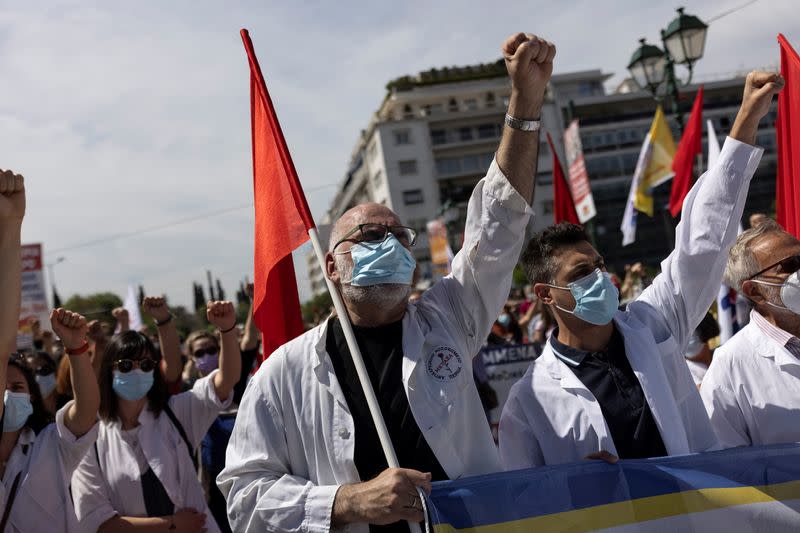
[504,113,541,132]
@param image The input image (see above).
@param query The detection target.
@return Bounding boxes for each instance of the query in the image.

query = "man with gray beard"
[219,31,554,533]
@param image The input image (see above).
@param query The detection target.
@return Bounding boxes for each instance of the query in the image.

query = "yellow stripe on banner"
[432,479,800,533]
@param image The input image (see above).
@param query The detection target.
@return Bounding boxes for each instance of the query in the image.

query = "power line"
[49,182,337,253]
[707,0,760,23]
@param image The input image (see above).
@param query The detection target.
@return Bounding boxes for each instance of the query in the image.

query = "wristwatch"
[505,113,541,132]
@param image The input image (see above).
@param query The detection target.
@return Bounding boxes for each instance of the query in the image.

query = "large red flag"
[547,133,579,224]
[669,86,704,217]
[241,29,315,363]
[777,34,800,238]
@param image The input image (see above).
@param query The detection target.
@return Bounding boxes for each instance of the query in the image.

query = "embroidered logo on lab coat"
[426,347,463,382]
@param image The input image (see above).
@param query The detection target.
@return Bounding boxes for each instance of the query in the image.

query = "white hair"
[724,219,785,291]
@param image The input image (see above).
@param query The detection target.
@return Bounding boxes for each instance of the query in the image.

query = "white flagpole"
[308,226,426,533]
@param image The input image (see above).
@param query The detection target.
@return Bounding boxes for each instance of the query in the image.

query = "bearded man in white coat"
[218,32,554,532]
[702,219,800,447]
[499,71,783,469]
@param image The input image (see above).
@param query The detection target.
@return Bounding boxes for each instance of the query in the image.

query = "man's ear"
[533,283,553,304]
[325,252,339,283]
[741,279,766,305]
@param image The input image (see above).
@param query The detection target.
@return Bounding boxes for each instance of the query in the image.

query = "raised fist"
[740,71,784,121]
[143,296,171,323]
[0,169,25,221]
[112,307,130,331]
[502,33,556,111]
[207,301,236,332]
[50,308,89,351]
[86,319,106,344]
[246,282,254,301]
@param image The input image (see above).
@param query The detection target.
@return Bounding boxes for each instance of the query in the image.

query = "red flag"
[241,29,315,363]
[547,133,579,224]
[777,34,800,238]
[669,86,704,217]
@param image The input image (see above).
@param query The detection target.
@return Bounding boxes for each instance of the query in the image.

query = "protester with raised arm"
[71,300,241,532]
[218,32,551,532]
[500,71,783,469]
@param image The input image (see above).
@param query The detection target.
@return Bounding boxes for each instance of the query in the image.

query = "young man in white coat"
[499,71,783,469]
[702,219,800,447]
[218,32,553,532]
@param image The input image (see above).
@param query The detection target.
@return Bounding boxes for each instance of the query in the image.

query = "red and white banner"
[563,120,597,223]
[17,243,50,349]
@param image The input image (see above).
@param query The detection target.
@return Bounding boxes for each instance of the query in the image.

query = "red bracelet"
[65,342,90,356]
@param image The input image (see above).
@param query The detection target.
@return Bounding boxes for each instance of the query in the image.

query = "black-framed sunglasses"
[114,358,157,373]
[332,223,417,251]
[193,348,219,358]
[748,254,800,280]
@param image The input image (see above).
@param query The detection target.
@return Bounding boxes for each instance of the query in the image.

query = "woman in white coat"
[0,308,100,532]
[71,301,241,533]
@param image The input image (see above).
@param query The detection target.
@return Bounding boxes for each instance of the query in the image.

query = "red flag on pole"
[546,132,580,225]
[240,29,315,363]
[669,86,704,217]
[777,34,800,238]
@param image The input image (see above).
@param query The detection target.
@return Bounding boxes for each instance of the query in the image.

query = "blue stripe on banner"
[428,443,800,528]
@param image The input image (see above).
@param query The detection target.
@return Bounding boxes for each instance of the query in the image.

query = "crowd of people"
[1,31,798,532]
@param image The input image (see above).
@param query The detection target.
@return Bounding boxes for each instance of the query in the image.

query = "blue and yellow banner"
[426,444,800,532]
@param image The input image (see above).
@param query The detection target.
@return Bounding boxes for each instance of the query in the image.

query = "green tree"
[512,263,529,288]
[63,292,123,327]
[301,292,333,324]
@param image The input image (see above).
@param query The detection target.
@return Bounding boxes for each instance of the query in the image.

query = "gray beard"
[335,254,411,308]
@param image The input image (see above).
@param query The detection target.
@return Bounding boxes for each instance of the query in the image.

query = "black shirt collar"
[549,326,621,367]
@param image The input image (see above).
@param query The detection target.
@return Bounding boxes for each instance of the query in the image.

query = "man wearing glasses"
[219,32,552,532]
[702,220,800,448]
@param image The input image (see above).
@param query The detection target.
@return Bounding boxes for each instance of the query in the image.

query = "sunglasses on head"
[114,358,157,373]
[192,348,219,358]
[748,254,800,280]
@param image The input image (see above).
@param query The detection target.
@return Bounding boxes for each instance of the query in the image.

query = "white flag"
[621,134,653,246]
[124,284,143,332]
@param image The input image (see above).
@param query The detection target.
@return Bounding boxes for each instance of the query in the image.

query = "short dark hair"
[99,331,169,422]
[696,312,721,343]
[521,223,591,284]
[7,355,53,434]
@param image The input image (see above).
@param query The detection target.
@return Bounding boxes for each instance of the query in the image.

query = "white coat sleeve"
[635,137,762,349]
[216,352,338,533]
[700,367,752,449]
[431,160,534,358]
[71,443,118,532]
[499,380,544,469]
[55,400,99,474]
[169,368,233,448]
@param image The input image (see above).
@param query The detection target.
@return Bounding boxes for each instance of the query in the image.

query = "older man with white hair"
[702,219,800,448]
[219,32,554,532]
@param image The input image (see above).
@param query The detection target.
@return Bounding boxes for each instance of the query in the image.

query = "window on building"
[398,159,418,176]
[430,129,446,145]
[486,92,496,107]
[403,189,425,205]
[464,98,478,111]
[462,154,480,171]
[403,104,414,119]
[448,98,459,112]
[477,123,496,139]
[424,103,444,116]
[459,127,473,141]
[394,129,412,145]
[436,157,461,175]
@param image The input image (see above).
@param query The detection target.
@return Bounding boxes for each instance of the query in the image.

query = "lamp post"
[46,256,66,308]
[627,7,709,134]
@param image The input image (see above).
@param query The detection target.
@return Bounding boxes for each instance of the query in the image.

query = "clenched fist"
[333,467,432,526]
[502,33,556,115]
[206,301,236,332]
[0,169,25,221]
[112,307,130,332]
[143,296,171,323]
[732,71,785,145]
[50,308,89,351]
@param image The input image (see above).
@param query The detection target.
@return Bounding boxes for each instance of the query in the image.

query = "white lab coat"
[217,160,533,533]
[71,371,231,532]
[0,402,98,533]
[499,137,762,469]
[701,318,800,448]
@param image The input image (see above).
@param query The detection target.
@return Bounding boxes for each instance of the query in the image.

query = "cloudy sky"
[1,0,797,309]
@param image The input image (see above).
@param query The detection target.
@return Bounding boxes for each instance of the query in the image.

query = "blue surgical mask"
[497,313,512,327]
[3,391,33,433]
[346,234,416,287]
[35,373,57,398]
[549,269,619,326]
[112,369,154,401]
[195,353,219,375]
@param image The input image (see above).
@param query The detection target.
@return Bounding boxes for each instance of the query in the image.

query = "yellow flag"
[634,106,676,216]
